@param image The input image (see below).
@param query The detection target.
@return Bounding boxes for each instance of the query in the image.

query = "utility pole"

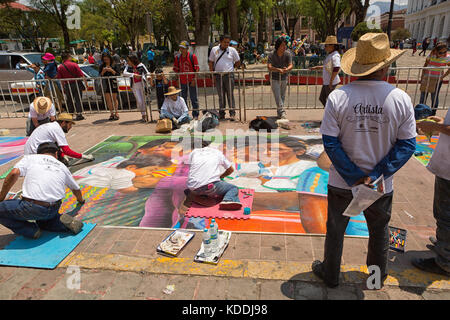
[386,0,395,40]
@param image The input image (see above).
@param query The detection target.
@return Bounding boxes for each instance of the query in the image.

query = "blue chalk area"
[345,212,369,236]
[0,223,96,269]
[296,167,329,195]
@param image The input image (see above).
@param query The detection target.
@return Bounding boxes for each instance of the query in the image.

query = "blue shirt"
[147,50,155,61]
[43,62,58,79]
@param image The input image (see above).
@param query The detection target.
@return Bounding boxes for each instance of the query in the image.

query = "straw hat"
[341,33,405,77]
[57,113,76,123]
[322,36,340,45]
[164,86,182,96]
[33,97,53,115]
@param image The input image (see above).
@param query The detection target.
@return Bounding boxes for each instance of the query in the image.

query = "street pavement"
[0,61,449,300]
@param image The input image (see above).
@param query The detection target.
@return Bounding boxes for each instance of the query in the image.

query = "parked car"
[9,63,138,109]
[0,51,43,94]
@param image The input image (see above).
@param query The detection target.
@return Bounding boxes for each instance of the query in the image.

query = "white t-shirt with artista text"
[320,80,416,193]
[187,147,232,190]
[427,109,450,180]
[209,46,240,72]
[322,51,341,86]
[14,154,80,202]
[24,122,68,155]
[28,103,56,120]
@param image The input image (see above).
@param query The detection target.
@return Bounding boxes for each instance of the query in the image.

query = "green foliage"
[351,21,382,42]
[392,28,411,41]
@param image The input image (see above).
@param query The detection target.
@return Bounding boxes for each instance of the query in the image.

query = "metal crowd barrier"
[0,67,448,121]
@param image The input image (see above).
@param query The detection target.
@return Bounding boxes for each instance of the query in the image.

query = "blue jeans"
[190,181,240,203]
[0,199,67,238]
[181,83,199,118]
[420,81,443,113]
[433,176,450,272]
[159,110,191,125]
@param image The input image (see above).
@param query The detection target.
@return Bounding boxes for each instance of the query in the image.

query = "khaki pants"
[43,83,64,112]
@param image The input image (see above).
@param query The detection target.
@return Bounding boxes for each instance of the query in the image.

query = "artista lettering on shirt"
[353,103,383,115]
[346,103,390,126]
[41,157,65,172]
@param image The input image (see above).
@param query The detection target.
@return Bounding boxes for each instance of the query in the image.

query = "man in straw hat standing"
[160,86,191,127]
[24,113,94,165]
[312,33,417,288]
[0,142,85,239]
[310,35,342,107]
[26,97,56,136]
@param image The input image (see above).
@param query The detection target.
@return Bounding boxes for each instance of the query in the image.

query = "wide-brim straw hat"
[341,33,405,77]
[33,97,53,115]
[57,113,76,123]
[164,86,182,96]
[322,36,340,45]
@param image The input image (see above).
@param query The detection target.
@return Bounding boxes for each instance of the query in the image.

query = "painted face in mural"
[137,141,182,159]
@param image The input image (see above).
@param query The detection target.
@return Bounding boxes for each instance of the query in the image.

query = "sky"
[370,0,408,5]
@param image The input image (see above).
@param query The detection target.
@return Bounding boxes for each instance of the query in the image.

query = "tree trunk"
[257,7,264,44]
[188,0,220,45]
[166,0,189,45]
[229,0,238,40]
[223,9,229,35]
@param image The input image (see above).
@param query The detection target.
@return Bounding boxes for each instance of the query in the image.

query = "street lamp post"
[386,0,395,40]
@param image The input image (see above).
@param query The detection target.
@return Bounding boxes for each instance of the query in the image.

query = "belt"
[21,197,61,207]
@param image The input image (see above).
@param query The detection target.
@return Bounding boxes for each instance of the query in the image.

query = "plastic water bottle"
[202,228,211,255]
[210,219,219,251]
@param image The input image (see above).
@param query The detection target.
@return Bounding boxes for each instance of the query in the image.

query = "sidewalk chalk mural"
[414,135,439,166]
[61,135,368,236]
[0,136,27,168]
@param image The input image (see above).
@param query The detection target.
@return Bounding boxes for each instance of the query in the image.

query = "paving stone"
[42,270,101,300]
[260,246,286,261]
[134,274,169,299]
[118,229,146,241]
[226,278,260,300]
[326,285,359,300]
[73,226,102,252]
[235,233,261,248]
[361,289,390,300]
[22,268,66,291]
[385,288,424,300]
[233,243,260,260]
[259,280,293,300]
[0,267,15,283]
[108,240,139,255]
[12,287,47,300]
[194,276,228,300]
[422,290,450,300]
[162,275,199,300]
[102,271,143,300]
[260,234,286,248]
[293,281,325,300]
[0,268,41,299]
[77,270,117,294]
[84,228,122,254]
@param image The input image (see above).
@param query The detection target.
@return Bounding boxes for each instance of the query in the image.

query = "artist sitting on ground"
[0,142,85,239]
[185,139,242,210]
[160,86,191,127]
[24,113,94,165]
[26,97,56,137]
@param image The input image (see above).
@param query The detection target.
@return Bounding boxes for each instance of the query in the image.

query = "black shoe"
[411,257,450,277]
[75,114,85,121]
[60,214,84,235]
[311,260,339,288]
[429,236,437,246]
[109,114,115,121]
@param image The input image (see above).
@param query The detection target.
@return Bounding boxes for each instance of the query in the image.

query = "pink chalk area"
[185,189,254,220]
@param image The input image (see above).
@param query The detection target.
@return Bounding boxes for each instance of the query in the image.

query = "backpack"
[198,110,220,132]
[249,116,278,132]
[176,53,195,72]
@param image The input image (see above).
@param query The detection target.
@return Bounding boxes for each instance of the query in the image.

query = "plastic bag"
[343,176,385,217]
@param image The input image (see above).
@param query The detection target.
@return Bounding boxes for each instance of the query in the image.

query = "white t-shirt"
[74,156,136,190]
[161,96,188,118]
[427,109,450,180]
[24,122,68,155]
[187,147,232,190]
[14,154,80,202]
[320,80,416,193]
[28,103,56,120]
[322,51,341,86]
[209,46,240,72]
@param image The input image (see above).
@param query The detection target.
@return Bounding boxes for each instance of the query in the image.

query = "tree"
[351,21,382,42]
[228,0,238,40]
[273,0,303,39]
[162,0,189,48]
[30,0,75,49]
[349,0,370,26]
[315,0,351,36]
[187,0,221,45]
[392,28,411,41]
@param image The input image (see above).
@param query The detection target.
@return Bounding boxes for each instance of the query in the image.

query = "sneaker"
[311,260,339,288]
[229,115,236,121]
[75,114,85,121]
[411,257,450,276]
[219,201,242,210]
[60,214,84,235]
[279,112,287,120]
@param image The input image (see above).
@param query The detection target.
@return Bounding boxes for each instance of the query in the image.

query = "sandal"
[109,114,115,121]
[113,114,119,121]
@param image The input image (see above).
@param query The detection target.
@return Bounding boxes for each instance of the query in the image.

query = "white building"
[406,0,449,42]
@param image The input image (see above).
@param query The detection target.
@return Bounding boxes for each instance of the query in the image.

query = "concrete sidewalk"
[0,111,449,300]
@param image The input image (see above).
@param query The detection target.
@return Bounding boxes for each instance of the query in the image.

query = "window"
[10,55,26,70]
[0,55,10,70]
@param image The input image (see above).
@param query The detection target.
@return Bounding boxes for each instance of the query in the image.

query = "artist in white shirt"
[26,97,56,137]
[160,86,191,127]
[0,142,85,239]
[208,34,240,121]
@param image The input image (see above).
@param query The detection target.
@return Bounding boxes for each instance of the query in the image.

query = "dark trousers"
[433,176,450,272]
[215,73,236,118]
[26,117,50,136]
[0,199,66,238]
[322,185,393,285]
[319,84,337,107]
[419,46,428,56]
[64,82,83,114]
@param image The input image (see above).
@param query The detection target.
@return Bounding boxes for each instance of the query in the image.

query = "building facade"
[380,9,407,32]
[406,0,449,42]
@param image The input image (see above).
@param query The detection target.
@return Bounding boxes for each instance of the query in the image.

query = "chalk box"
[389,226,407,252]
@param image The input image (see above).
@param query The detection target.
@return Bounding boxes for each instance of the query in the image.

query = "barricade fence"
[0,67,448,121]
